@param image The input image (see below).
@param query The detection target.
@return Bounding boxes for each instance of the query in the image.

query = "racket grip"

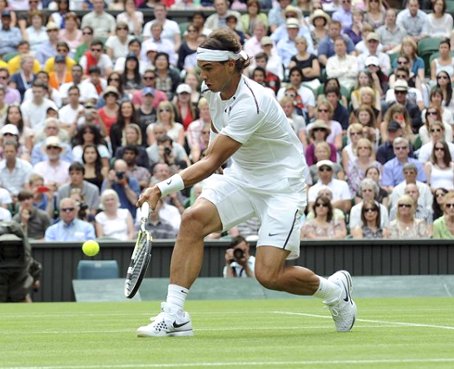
[141,202,150,216]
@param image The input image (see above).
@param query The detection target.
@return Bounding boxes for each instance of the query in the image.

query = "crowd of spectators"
[0,0,453,243]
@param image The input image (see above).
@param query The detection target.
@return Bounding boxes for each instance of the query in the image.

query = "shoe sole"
[137,329,194,337]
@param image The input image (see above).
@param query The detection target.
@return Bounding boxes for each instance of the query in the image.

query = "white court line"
[2,358,454,369]
[273,311,454,330]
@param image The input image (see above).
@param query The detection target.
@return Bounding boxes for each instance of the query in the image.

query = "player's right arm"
[138,134,242,209]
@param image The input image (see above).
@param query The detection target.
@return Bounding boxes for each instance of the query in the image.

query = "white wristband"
[157,174,185,197]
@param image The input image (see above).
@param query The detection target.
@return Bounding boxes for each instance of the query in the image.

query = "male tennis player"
[137,28,356,337]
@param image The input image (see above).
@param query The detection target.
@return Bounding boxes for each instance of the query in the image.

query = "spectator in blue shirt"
[318,20,354,67]
[44,197,96,241]
[101,159,140,218]
[0,11,21,56]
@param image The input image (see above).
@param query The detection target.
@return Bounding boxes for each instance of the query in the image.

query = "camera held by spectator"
[223,235,255,278]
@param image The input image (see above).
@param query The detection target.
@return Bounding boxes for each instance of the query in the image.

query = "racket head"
[124,227,153,298]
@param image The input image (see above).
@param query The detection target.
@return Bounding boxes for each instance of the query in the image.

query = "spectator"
[385,194,431,239]
[380,103,415,146]
[0,10,21,56]
[351,199,385,239]
[33,135,71,187]
[97,86,119,136]
[382,137,426,192]
[288,36,321,91]
[0,140,33,197]
[81,143,106,190]
[347,138,382,195]
[419,105,453,145]
[342,123,363,173]
[424,141,454,191]
[223,235,255,278]
[20,80,58,132]
[344,9,364,46]
[307,99,342,151]
[19,10,47,53]
[254,51,282,94]
[141,23,178,67]
[95,189,135,240]
[364,0,386,29]
[396,0,428,42]
[71,124,110,168]
[351,104,380,148]
[309,9,330,51]
[59,64,98,105]
[58,162,100,216]
[326,36,358,90]
[58,85,84,133]
[268,0,291,33]
[433,187,449,220]
[0,1,16,27]
[152,52,181,100]
[117,0,143,36]
[362,166,389,207]
[106,22,134,62]
[357,33,391,75]
[58,12,83,55]
[146,133,189,171]
[121,144,151,189]
[386,78,424,121]
[131,69,167,110]
[418,122,454,163]
[275,18,304,68]
[177,24,200,73]
[396,37,425,82]
[433,191,454,239]
[110,100,142,154]
[186,98,211,163]
[349,178,389,229]
[101,158,140,218]
[44,197,95,241]
[307,160,352,214]
[79,39,113,77]
[1,113,33,160]
[309,141,344,183]
[377,8,406,54]
[325,85,350,132]
[13,190,50,240]
[240,0,269,37]
[74,26,94,63]
[0,68,20,104]
[10,54,35,100]
[115,123,149,168]
[317,20,355,67]
[205,0,241,32]
[301,194,347,240]
[146,198,178,239]
[35,22,60,66]
[279,96,306,143]
[113,38,144,74]
[143,2,180,50]
[332,0,352,31]
[423,0,453,39]
[305,120,337,166]
[28,172,55,219]
[154,101,185,147]
[80,0,116,38]
[390,183,433,222]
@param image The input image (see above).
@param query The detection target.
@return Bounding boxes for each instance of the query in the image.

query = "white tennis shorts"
[200,174,307,260]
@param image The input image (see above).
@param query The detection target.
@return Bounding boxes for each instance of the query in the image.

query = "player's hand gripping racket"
[124,202,153,298]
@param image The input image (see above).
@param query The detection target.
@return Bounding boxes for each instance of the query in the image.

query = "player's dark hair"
[199,28,251,72]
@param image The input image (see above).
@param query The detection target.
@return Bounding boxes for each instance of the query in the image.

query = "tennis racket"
[124,202,153,298]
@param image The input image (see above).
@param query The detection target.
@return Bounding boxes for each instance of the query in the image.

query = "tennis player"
[137,28,356,337]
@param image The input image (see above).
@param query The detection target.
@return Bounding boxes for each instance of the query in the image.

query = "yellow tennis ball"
[82,240,100,257]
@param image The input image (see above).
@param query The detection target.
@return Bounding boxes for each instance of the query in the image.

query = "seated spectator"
[35,22,60,66]
[223,235,255,278]
[115,124,149,169]
[80,0,116,38]
[146,134,189,172]
[81,144,106,191]
[0,120,33,161]
[346,138,382,195]
[325,36,358,90]
[385,76,424,113]
[305,120,337,166]
[152,101,185,147]
[72,124,110,169]
[324,84,349,131]
[44,197,96,241]
[351,199,385,239]
[23,71,62,109]
[79,39,113,78]
[351,89,382,128]
[0,140,33,197]
[433,190,454,239]
[288,35,320,91]
[344,8,363,46]
[10,54,36,101]
[309,9,329,51]
[424,141,454,191]
[19,10,47,53]
[389,183,433,222]
[396,36,425,83]
[305,186,346,224]
[376,121,404,165]
[363,166,389,207]
[307,160,352,214]
[417,123,454,164]
[58,12,83,55]
[96,85,120,136]
[309,141,344,183]
[130,69,167,111]
[186,98,212,163]
[0,10,21,57]
[33,136,71,187]
[376,8,406,55]
[13,190,50,240]
[145,198,178,239]
[301,194,347,239]
[254,51,282,94]
[364,0,386,29]
[151,52,181,100]
[109,100,143,155]
[116,0,143,36]
[28,173,55,219]
[419,105,453,146]
[350,70,382,112]
[317,19,355,67]
[423,0,453,39]
[280,96,307,144]
[381,137,426,192]
[101,158,140,218]
[342,124,362,172]
[385,194,431,239]
[349,178,389,230]
[59,64,98,106]
[106,22,134,62]
[57,162,100,217]
[121,144,151,190]
[95,189,135,240]
[433,187,449,220]
[74,26,94,63]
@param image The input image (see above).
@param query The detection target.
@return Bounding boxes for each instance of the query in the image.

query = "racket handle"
[141,202,150,217]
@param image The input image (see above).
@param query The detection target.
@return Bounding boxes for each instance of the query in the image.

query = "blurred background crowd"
[0,0,452,243]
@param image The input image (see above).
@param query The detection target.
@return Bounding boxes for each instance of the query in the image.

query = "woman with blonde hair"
[342,123,363,173]
[309,141,345,183]
[347,138,382,195]
[364,0,386,29]
[150,101,185,146]
[419,105,453,145]
[385,195,431,239]
[288,36,321,90]
[95,189,135,241]
[350,71,382,109]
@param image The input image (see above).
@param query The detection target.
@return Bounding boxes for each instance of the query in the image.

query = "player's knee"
[255,270,282,291]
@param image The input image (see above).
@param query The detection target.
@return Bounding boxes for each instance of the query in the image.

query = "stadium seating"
[417,37,443,76]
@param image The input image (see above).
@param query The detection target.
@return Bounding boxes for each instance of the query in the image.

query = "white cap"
[1,124,19,136]
[176,83,192,94]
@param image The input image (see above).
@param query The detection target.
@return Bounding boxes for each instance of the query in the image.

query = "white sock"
[313,276,341,304]
[166,284,189,311]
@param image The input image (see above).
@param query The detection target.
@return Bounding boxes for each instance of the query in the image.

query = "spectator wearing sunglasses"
[385,194,431,239]
[351,199,385,239]
[390,182,433,222]
[44,197,95,241]
[417,121,454,163]
[433,191,454,239]
[424,141,454,191]
[301,194,347,240]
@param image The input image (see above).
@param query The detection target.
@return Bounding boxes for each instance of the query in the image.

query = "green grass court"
[1,297,454,369]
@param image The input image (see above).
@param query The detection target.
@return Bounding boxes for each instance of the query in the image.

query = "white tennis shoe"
[137,302,193,337]
[325,270,357,332]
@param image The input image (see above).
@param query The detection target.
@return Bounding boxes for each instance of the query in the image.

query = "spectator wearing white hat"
[276,18,302,67]
[32,136,71,187]
[307,160,353,214]
[357,32,391,75]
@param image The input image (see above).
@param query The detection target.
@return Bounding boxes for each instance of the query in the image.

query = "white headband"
[196,47,247,62]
